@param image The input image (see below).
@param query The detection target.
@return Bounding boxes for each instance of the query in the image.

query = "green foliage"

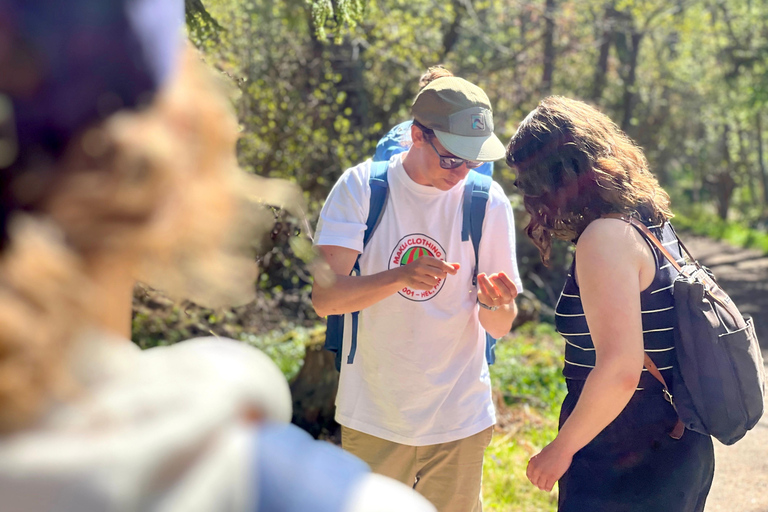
[673,209,768,254]
[172,6,768,507]
[491,323,567,418]
[484,429,559,511]
[310,0,367,43]
[240,325,324,381]
[131,283,320,358]
[132,307,193,349]
[184,0,768,313]
[483,323,566,510]
[185,0,224,42]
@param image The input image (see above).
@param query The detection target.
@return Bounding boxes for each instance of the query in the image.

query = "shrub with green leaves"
[490,323,567,418]
[673,209,768,254]
[483,322,566,510]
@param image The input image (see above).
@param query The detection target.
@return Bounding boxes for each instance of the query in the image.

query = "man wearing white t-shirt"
[312,77,523,512]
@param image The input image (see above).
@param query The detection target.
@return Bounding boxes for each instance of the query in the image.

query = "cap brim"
[434,130,506,162]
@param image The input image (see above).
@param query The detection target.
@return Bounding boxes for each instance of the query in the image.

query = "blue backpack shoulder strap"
[363,161,389,247]
[462,170,492,286]
[345,161,389,366]
[461,170,497,364]
[325,160,389,371]
[353,160,389,274]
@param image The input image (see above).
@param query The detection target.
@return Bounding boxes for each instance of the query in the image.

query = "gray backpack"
[621,215,765,445]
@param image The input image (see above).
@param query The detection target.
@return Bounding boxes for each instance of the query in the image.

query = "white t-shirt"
[0,335,435,512]
[315,155,523,446]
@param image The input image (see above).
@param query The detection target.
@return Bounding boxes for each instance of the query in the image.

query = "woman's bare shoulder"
[576,217,656,287]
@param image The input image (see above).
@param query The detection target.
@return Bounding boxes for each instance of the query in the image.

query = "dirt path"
[682,236,768,512]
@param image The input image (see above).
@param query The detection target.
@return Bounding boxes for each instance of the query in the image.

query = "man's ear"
[410,123,426,145]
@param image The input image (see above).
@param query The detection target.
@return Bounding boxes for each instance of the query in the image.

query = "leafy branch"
[309,0,368,43]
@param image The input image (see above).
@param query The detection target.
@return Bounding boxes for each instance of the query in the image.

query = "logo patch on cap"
[471,114,485,131]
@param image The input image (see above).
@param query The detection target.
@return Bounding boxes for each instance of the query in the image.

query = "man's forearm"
[312,268,404,317]
[478,300,517,339]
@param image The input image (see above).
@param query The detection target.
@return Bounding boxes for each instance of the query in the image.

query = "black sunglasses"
[426,138,483,170]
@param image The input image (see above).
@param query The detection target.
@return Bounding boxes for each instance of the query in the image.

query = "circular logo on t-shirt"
[388,234,447,302]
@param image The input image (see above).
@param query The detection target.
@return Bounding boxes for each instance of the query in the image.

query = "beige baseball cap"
[411,77,505,162]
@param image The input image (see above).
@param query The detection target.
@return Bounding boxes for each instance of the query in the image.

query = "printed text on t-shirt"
[388,233,447,302]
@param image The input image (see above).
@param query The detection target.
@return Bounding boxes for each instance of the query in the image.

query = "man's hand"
[396,257,460,290]
[312,247,460,317]
[477,271,518,308]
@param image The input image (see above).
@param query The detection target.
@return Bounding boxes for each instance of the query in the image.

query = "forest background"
[132,1,768,509]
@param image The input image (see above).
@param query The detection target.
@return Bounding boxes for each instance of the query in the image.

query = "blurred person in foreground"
[506,97,714,511]
[0,1,436,511]
[312,75,523,511]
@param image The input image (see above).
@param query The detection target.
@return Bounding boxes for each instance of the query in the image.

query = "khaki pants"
[341,426,493,512]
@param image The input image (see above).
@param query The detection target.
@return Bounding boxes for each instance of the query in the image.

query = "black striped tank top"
[555,219,686,390]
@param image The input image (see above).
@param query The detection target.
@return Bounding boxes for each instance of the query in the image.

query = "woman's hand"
[526,439,574,492]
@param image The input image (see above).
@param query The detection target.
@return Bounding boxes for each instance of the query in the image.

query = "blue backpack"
[323,159,498,371]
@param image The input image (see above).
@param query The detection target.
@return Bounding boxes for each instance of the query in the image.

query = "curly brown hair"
[505,96,673,266]
[0,46,285,433]
[418,65,453,89]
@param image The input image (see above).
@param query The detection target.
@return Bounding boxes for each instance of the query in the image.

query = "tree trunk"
[329,40,369,133]
[714,124,736,220]
[591,4,614,101]
[715,174,736,220]
[381,0,466,125]
[290,342,340,439]
[441,0,466,63]
[757,112,768,218]
[737,124,758,206]
[541,0,557,95]
[619,30,643,133]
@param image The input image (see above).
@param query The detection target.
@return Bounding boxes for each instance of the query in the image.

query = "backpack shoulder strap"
[607,213,739,326]
[603,213,682,271]
[462,170,492,286]
[462,171,497,365]
[352,160,388,277]
[345,160,389,367]
[363,160,389,249]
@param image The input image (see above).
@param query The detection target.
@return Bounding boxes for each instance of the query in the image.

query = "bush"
[673,209,768,254]
[491,322,567,418]
[483,322,566,511]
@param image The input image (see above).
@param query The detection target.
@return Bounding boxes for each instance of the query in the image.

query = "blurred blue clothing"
[373,121,494,176]
[254,423,369,512]
[0,0,184,164]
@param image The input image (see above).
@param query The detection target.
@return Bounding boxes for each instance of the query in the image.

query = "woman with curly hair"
[506,96,714,511]
[0,1,435,511]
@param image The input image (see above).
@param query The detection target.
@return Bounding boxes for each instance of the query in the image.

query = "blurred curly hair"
[0,46,268,433]
[505,96,673,266]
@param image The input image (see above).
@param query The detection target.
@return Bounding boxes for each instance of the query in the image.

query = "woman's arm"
[526,218,656,492]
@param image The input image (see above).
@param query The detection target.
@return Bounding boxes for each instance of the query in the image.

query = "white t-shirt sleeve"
[479,182,524,293]
[314,160,373,253]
